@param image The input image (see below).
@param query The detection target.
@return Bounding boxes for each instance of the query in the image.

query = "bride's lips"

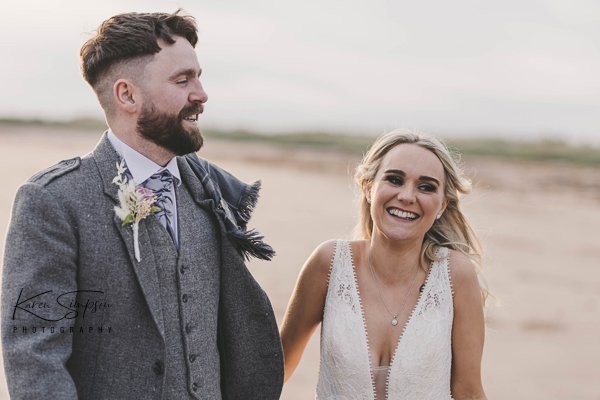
[386,207,420,221]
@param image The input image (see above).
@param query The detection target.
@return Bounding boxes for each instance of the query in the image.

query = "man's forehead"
[148,37,201,75]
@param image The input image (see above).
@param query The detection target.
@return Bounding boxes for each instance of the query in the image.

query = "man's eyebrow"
[169,68,202,80]
[385,169,440,185]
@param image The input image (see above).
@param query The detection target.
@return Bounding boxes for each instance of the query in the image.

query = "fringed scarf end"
[227,228,276,261]
[236,180,261,224]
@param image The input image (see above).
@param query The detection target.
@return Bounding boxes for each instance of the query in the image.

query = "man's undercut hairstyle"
[80,9,198,117]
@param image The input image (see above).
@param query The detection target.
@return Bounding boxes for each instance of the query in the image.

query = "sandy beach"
[0,126,599,399]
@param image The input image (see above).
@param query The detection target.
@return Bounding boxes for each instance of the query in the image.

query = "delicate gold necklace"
[367,248,420,326]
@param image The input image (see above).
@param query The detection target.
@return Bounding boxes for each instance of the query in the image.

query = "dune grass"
[447,138,600,166]
[205,129,600,166]
[0,117,109,131]
[1,118,598,166]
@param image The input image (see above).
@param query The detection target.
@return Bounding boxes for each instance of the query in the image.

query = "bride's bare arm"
[280,240,336,383]
[449,250,488,400]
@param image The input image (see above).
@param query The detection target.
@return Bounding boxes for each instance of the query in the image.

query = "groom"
[1,10,283,400]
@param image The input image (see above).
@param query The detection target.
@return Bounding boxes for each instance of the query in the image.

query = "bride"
[281,130,488,399]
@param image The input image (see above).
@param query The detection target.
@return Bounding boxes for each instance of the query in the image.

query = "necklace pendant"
[391,319,398,326]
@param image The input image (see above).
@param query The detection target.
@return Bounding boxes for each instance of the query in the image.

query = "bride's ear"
[438,199,449,218]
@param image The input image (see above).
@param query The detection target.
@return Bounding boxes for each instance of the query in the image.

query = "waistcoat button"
[192,382,199,391]
[182,294,188,303]
[189,353,196,362]
[152,361,164,375]
[185,324,192,334]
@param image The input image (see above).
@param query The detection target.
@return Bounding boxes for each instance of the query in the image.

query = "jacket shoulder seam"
[28,157,81,186]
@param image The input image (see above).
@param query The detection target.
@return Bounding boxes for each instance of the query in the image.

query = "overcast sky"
[1,0,598,144]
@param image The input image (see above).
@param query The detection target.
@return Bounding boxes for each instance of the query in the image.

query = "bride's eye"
[385,175,403,186]
[418,183,437,192]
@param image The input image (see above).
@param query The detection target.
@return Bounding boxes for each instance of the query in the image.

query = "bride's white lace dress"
[316,240,454,399]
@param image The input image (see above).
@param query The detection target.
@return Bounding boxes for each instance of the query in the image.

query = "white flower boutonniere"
[113,160,160,262]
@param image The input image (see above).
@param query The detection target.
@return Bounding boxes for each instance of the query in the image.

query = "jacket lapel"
[93,133,165,339]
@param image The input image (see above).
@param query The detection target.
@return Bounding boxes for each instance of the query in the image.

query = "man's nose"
[189,79,208,104]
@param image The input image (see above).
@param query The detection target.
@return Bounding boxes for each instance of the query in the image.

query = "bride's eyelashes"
[383,175,438,193]
[384,175,404,186]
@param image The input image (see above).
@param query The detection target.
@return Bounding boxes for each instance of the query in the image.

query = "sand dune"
[0,126,599,399]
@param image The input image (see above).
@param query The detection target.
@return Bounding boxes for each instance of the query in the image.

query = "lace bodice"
[316,240,454,399]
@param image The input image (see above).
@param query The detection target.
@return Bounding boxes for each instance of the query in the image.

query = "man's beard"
[136,100,204,156]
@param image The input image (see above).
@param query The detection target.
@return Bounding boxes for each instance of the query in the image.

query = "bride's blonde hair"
[353,129,488,304]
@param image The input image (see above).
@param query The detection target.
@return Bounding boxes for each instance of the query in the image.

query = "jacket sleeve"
[1,182,79,399]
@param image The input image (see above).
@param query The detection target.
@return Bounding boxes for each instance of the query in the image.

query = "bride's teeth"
[388,208,418,219]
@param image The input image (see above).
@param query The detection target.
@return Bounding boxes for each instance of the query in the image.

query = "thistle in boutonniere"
[112,160,160,262]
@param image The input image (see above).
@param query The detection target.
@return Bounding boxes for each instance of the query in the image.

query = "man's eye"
[177,80,188,84]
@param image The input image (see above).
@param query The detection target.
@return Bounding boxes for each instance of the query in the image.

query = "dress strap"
[326,239,343,288]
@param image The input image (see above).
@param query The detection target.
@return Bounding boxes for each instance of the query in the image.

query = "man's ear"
[113,79,141,114]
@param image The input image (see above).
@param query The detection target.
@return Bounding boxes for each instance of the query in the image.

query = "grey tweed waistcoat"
[153,179,222,399]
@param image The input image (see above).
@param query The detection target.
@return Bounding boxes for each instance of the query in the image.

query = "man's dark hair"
[80,9,198,117]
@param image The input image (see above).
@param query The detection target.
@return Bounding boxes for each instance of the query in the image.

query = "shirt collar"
[107,129,181,186]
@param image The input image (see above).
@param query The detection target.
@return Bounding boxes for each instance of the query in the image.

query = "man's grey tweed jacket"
[1,134,284,399]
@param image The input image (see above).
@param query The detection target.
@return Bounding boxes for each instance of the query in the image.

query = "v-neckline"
[347,240,434,399]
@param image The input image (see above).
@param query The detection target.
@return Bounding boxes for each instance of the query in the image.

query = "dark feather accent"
[227,228,275,261]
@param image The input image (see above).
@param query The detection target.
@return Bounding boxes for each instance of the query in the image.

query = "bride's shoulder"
[309,239,367,265]
[304,240,338,274]
[447,249,481,299]
[447,250,476,276]
[300,239,344,280]
[302,239,368,282]
[290,240,339,302]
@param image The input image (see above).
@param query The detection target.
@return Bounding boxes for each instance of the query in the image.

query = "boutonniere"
[112,160,160,262]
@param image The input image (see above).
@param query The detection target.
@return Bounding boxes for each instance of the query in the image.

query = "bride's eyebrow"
[419,176,440,185]
[384,169,405,176]
[385,169,439,185]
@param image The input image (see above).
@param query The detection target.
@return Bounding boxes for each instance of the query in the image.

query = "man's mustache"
[179,103,204,119]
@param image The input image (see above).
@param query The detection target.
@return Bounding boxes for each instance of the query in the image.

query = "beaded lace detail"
[316,240,454,400]
[316,240,374,399]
